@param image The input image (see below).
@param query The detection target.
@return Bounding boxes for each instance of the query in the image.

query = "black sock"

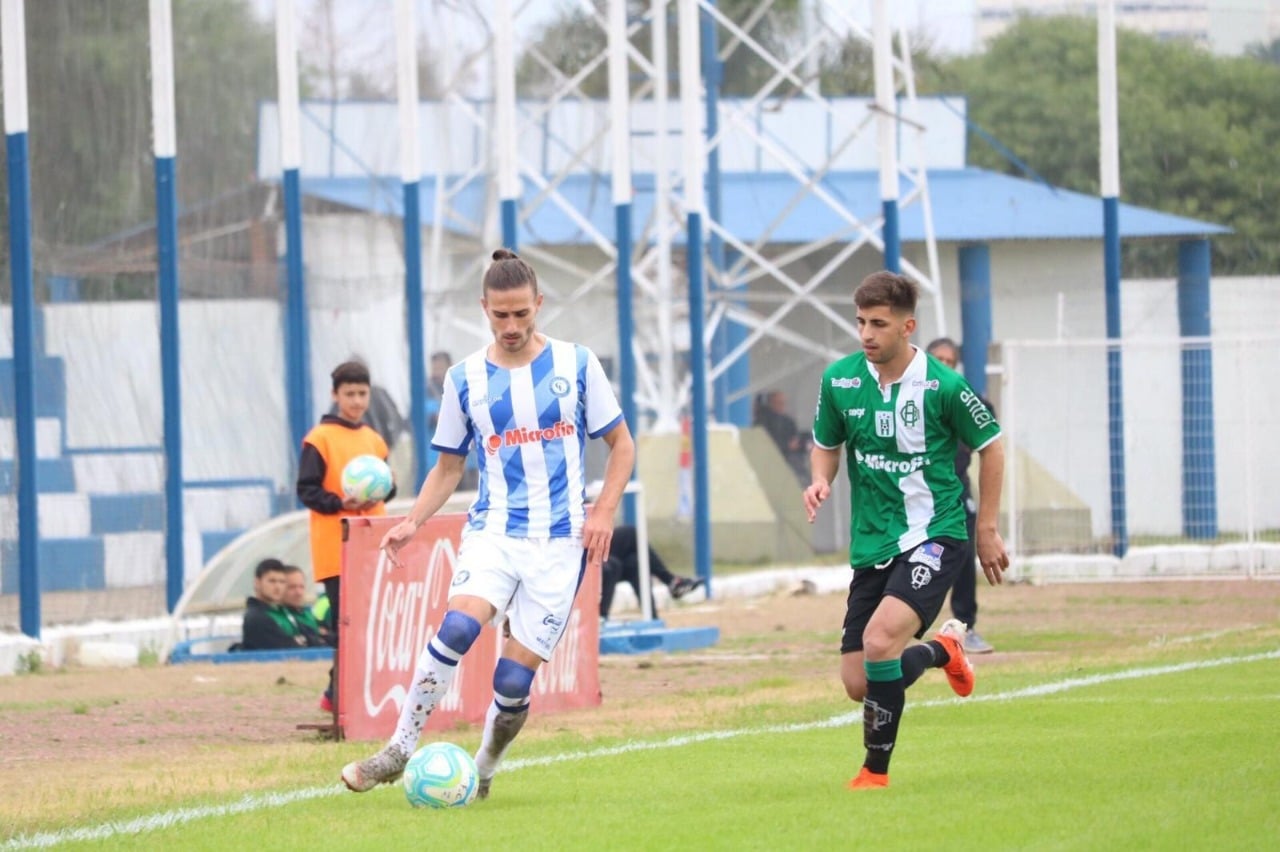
[862,659,905,775]
[901,641,947,688]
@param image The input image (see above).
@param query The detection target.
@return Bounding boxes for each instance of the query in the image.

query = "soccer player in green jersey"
[803,271,1010,790]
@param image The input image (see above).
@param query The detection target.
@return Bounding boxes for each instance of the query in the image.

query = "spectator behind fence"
[753,389,811,480]
[282,565,332,648]
[600,525,703,620]
[926,337,997,655]
[236,558,308,651]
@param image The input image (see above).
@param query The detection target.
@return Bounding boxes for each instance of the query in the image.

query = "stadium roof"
[300,167,1228,247]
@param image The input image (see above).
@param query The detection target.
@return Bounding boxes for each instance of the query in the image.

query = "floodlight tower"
[414,0,944,580]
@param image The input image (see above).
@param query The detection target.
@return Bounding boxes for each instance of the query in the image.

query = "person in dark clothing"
[599,525,703,620]
[753,390,811,481]
[926,337,996,655]
[238,558,308,650]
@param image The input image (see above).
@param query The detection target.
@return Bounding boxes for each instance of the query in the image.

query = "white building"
[975,0,1280,54]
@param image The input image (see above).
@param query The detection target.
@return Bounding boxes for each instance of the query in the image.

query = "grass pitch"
[3,583,1278,851]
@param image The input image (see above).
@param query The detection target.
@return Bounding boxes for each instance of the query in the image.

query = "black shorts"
[840,537,966,654]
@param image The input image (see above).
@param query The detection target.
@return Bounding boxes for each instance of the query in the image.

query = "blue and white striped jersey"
[430,337,624,538]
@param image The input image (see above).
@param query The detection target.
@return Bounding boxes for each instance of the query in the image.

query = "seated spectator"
[282,565,333,648]
[753,390,811,480]
[600,525,704,620]
[237,558,308,650]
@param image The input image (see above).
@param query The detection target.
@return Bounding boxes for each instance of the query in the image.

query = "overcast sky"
[253,0,978,96]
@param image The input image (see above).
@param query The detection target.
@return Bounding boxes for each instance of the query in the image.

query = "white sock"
[389,639,462,756]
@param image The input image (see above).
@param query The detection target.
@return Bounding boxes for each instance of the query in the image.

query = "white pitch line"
[5,648,1277,850]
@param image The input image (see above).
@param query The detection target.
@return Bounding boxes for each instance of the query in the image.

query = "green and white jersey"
[812,346,1001,568]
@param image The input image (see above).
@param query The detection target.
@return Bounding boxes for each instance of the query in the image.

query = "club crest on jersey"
[876,410,894,437]
[549,376,571,397]
[486,420,577,455]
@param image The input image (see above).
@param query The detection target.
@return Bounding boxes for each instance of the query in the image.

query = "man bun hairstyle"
[331,360,371,391]
[855,271,918,315]
[483,248,539,295]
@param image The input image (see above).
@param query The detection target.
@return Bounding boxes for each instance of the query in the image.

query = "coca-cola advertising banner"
[339,515,601,741]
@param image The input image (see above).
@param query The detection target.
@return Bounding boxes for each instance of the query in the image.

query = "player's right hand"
[803,480,830,523]
[379,520,417,568]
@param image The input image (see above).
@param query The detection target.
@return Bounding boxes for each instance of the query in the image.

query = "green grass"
[21,652,1279,852]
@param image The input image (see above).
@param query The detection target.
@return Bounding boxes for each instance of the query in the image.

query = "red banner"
[338,515,601,741]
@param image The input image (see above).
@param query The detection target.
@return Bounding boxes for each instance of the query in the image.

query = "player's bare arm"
[380,452,468,566]
[975,437,1010,584]
[583,422,637,571]
[804,445,842,523]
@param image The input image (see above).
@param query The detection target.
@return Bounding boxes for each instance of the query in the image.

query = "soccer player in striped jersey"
[803,271,1009,790]
[342,249,635,797]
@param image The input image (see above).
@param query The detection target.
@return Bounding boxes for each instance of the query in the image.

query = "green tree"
[0,0,285,297]
[927,17,1280,275]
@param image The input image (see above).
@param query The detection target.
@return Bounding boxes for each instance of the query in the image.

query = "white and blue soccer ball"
[341,455,392,502]
[403,742,479,809]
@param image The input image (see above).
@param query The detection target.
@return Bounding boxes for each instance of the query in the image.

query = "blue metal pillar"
[501,200,518,251]
[1103,197,1128,555]
[687,213,712,591]
[5,0,39,634]
[958,244,992,397]
[404,182,429,487]
[615,203,638,525]
[700,1,727,423]
[7,128,40,637]
[282,169,311,457]
[154,155,185,611]
[1176,238,1217,538]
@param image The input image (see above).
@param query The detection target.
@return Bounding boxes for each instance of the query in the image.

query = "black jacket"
[239,596,306,651]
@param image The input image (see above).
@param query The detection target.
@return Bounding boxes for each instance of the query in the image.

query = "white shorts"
[450,529,586,661]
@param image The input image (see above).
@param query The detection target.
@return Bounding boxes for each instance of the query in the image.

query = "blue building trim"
[7,129,41,637]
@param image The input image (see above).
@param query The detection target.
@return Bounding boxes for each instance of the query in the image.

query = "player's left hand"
[975,527,1010,585]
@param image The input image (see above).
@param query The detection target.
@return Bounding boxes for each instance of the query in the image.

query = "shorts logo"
[908,542,944,572]
[549,376,571,397]
[450,569,470,587]
[541,614,565,630]
[910,564,932,589]
[876,410,894,437]
[831,377,862,389]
